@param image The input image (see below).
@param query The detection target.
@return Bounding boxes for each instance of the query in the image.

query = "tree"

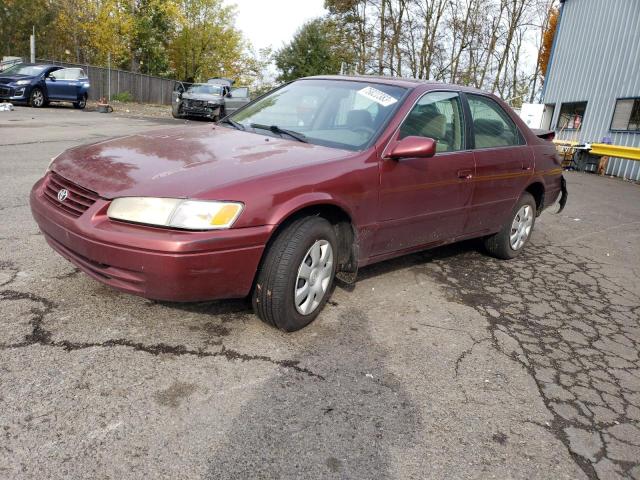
[538,6,559,79]
[168,0,245,82]
[274,18,354,83]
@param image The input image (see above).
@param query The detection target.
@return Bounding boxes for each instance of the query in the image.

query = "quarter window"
[557,101,587,130]
[611,98,640,132]
[399,91,464,153]
[467,94,523,148]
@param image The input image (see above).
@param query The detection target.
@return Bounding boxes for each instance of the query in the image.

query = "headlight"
[83,83,90,88]
[207,101,219,106]
[15,80,30,85]
[107,197,244,230]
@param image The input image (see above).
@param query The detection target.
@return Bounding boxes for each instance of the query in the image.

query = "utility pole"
[30,26,35,63]
[108,52,111,103]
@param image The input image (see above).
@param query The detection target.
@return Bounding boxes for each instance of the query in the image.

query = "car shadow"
[160,239,484,316]
[339,239,484,291]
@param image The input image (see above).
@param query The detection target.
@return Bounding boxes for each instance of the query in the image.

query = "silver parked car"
[172,79,250,121]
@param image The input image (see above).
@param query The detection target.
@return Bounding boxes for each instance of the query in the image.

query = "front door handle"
[457,169,473,179]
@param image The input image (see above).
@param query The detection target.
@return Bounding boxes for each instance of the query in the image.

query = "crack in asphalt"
[424,243,640,480]
[0,289,324,380]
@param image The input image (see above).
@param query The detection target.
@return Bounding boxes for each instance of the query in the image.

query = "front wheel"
[252,217,337,332]
[484,192,536,259]
[30,88,45,108]
[73,95,87,109]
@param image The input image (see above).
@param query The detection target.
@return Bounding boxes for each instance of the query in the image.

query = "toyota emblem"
[57,189,69,202]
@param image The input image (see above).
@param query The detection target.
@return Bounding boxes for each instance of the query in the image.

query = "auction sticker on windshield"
[357,86,398,107]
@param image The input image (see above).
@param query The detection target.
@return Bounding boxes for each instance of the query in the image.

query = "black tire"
[73,95,87,109]
[252,216,338,332]
[29,88,45,108]
[484,192,537,260]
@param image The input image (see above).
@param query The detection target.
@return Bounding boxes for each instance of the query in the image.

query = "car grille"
[43,172,99,217]
[185,99,208,108]
[0,86,11,97]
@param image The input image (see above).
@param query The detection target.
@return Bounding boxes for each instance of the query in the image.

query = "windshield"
[229,79,407,151]
[2,64,47,77]
[186,84,222,95]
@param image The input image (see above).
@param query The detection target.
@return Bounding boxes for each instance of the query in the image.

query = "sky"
[226,0,328,52]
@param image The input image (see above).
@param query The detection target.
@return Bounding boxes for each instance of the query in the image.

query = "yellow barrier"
[552,140,640,161]
[553,140,579,147]
[589,143,640,161]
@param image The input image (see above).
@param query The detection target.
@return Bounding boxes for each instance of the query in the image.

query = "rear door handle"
[457,169,473,179]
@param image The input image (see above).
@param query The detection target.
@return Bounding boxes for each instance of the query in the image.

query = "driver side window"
[399,91,464,153]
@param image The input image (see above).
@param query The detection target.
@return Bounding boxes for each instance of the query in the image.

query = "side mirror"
[48,74,56,81]
[226,91,232,98]
[388,136,436,160]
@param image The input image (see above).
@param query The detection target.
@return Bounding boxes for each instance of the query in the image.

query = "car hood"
[51,125,353,199]
[182,93,223,102]
[0,75,34,85]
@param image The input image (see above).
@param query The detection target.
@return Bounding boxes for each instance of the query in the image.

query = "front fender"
[265,192,355,227]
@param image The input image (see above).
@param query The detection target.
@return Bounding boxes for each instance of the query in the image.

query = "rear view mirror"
[388,136,436,160]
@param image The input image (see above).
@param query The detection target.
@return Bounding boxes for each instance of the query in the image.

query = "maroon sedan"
[30,76,566,331]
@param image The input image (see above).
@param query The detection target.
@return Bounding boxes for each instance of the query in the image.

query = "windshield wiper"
[250,123,308,143]
[219,117,245,130]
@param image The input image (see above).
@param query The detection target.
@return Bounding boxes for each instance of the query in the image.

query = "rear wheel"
[484,192,536,259]
[73,94,87,109]
[29,88,45,108]
[252,217,337,332]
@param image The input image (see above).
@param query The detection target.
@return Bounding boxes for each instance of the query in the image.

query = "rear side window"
[467,94,523,148]
[399,91,464,153]
[54,68,84,80]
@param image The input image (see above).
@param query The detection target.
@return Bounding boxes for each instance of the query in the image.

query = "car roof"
[13,63,58,69]
[304,74,489,95]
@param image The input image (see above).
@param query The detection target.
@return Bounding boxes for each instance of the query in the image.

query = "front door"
[373,91,475,256]
[464,93,533,234]
[44,69,65,99]
[171,82,185,116]
[226,87,249,115]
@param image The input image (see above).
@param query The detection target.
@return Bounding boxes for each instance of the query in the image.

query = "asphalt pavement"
[1,105,639,479]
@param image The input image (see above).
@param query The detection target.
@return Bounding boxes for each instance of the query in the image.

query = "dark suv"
[0,63,90,108]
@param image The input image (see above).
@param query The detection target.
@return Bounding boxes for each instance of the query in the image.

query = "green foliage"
[168,0,244,82]
[274,18,354,83]
[112,91,133,103]
[1,0,259,84]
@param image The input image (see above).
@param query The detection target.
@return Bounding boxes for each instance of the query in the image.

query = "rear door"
[373,90,475,256]
[464,93,532,234]
[60,68,84,100]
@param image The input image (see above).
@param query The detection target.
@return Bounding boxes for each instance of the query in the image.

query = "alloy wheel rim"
[294,239,334,315]
[510,205,533,250]
[33,91,43,106]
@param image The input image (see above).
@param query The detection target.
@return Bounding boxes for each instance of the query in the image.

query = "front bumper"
[181,102,221,118]
[0,85,27,101]
[30,177,272,302]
